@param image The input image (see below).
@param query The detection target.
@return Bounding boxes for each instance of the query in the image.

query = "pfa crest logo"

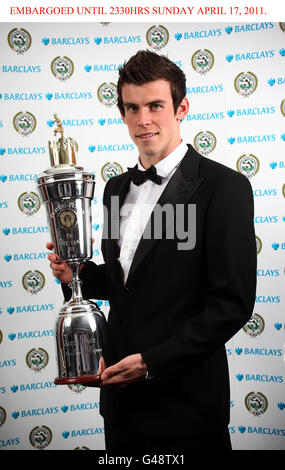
[51,56,74,81]
[245,392,268,417]
[26,347,49,372]
[13,111,36,136]
[8,28,32,54]
[234,71,258,97]
[281,99,285,117]
[146,25,169,51]
[101,162,123,181]
[22,270,45,295]
[0,406,7,427]
[194,131,216,156]
[97,83,117,107]
[191,49,214,75]
[68,383,86,393]
[29,425,52,449]
[236,154,259,178]
[256,235,262,254]
[243,313,265,338]
[18,191,41,216]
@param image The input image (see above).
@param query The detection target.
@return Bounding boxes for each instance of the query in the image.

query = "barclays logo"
[235,347,282,356]
[0,359,16,368]
[12,406,59,418]
[225,23,274,34]
[84,64,122,73]
[227,106,275,118]
[257,269,279,277]
[2,65,41,73]
[236,426,285,437]
[6,304,54,314]
[3,251,49,262]
[226,49,274,62]
[229,134,276,144]
[268,77,285,86]
[2,147,46,155]
[186,84,223,95]
[274,322,285,331]
[97,118,124,126]
[1,173,39,183]
[100,35,141,45]
[271,242,285,251]
[253,188,277,197]
[62,427,104,439]
[0,281,13,288]
[1,93,43,101]
[8,329,54,340]
[254,216,278,223]
[47,118,93,127]
[0,437,20,448]
[2,226,48,236]
[45,92,92,101]
[236,373,283,383]
[247,426,285,437]
[11,381,57,392]
[61,402,100,413]
[88,143,134,152]
[255,295,280,303]
[183,28,222,39]
[186,111,224,121]
[269,161,285,169]
[42,37,90,45]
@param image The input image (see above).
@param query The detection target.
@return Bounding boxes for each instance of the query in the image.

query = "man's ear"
[176,97,189,121]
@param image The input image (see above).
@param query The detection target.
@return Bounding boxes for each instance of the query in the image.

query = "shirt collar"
[137,141,188,178]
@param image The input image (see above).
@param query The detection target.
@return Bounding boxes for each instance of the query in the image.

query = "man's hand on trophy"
[46,242,74,284]
[100,354,148,388]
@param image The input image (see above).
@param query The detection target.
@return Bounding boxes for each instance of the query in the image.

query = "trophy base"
[54,373,101,385]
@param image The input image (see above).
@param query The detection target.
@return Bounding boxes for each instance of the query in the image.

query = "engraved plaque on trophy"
[36,114,107,385]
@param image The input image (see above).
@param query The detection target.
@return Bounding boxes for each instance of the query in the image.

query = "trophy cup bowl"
[36,114,107,385]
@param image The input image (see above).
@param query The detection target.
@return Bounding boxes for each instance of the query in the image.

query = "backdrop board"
[0,21,284,451]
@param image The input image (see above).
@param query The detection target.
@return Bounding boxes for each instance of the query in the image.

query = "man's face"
[120,79,188,167]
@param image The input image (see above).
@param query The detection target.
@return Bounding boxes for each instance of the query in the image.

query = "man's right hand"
[46,242,73,284]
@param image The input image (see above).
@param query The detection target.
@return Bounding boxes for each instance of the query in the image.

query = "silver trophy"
[36,114,107,385]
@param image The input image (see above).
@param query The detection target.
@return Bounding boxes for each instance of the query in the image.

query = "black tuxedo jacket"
[63,144,256,438]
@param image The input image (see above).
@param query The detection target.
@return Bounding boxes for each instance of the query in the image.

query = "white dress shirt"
[118,141,188,284]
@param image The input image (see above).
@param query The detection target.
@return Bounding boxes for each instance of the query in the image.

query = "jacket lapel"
[103,172,131,267]
[126,145,204,283]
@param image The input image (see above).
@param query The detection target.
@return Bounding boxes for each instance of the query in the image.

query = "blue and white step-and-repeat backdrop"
[0,21,285,451]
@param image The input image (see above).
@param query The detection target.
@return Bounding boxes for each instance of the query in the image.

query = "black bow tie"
[127,165,162,186]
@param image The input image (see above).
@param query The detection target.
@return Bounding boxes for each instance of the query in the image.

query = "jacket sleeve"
[61,261,110,302]
[141,172,257,381]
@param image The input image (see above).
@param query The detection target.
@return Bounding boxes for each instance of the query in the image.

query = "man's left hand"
[100,353,147,388]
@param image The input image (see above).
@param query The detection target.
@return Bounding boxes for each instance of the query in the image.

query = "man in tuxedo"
[47,50,257,451]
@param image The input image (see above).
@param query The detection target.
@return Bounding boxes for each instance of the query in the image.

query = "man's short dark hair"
[117,50,186,116]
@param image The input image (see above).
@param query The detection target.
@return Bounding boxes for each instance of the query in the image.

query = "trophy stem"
[70,262,83,303]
